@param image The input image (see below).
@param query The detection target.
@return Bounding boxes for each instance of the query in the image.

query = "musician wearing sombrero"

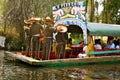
[42,16,56,60]
[29,17,43,60]
[55,24,68,59]
[24,20,32,57]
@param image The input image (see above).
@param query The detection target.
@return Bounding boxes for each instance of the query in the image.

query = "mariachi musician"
[24,20,32,57]
[42,16,56,60]
[55,24,68,59]
[24,18,42,59]
[29,17,43,60]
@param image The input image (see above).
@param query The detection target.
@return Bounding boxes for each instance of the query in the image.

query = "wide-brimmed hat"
[56,24,68,33]
[30,17,41,21]
[44,16,54,24]
[28,17,41,22]
[24,20,32,24]
[25,17,41,24]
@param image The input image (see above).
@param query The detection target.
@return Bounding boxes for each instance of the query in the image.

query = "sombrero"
[56,24,68,33]
[30,17,41,21]
[44,16,54,24]
[24,20,32,24]
[24,17,41,24]
[29,17,41,22]
[28,17,41,23]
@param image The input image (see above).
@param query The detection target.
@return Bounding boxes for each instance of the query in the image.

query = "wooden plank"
[4,51,120,67]
[4,51,42,64]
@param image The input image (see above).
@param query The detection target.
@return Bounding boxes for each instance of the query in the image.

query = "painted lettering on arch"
[52,1,86,22]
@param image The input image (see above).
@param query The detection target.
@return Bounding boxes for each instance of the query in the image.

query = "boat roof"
[87,22,120,36]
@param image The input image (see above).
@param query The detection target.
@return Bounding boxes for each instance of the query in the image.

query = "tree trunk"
[90,0,94,22]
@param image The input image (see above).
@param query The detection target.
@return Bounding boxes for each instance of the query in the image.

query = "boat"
[4,22,120,67]
[4,51,120,67]
[3,1,120,67]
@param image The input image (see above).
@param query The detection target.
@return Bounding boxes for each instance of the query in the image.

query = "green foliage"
[71,33,83,44]
[101,0,120,24]
[3,27,23,51]
[0,0,4,14]
[101,39,106,47]
[1,0,120,50]
[2,0,82,50]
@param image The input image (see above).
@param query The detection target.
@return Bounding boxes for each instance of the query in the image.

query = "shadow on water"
[1,59,120,80]
[0,51,120,80]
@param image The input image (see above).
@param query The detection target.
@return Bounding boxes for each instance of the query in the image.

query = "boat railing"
[88,49,120,57]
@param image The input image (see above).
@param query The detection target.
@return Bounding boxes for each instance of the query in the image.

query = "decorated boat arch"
[53,1,87,44]
[54,18,87,44]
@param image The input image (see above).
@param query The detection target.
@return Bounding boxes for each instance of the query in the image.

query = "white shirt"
[94,44,102,50]
[83,45,87,53]
[78,45,87,58]
[116,45,120,49]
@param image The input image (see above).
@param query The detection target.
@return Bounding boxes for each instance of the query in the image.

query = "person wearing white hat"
[55,24,68,59]
[29,17,43,60]
[42,16,56,60]
[24,20,32,57]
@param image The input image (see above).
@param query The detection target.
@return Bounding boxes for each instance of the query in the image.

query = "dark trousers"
[25,36,31,56]
[31,36,40,59]
[42,38,53,60]
[56,42,66,59]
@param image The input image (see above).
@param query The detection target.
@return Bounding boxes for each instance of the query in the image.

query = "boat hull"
[4,51,120,67]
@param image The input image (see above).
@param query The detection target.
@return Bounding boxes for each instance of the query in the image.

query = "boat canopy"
[87,22,120,36]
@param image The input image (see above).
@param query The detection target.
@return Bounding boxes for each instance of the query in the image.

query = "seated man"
[106,39,115,49]
[94,39,102,50]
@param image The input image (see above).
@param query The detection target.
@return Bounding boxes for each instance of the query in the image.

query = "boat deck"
[4,51,120,67]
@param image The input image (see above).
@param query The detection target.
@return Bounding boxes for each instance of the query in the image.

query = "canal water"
[0,51,120,80]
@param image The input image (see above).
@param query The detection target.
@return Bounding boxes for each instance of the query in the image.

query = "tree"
[86,0,95,22]
[94,0,99,22]
[2,0,80,50]
[90,0,95,22]
[101,0,120,24]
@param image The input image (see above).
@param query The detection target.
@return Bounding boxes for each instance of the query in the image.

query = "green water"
[1,61,120,80]
[0,51,120,80]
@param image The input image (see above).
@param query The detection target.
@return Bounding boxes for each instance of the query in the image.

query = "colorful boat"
[4,22,120,67]
[4,1,120,67]
[4,51,120,67]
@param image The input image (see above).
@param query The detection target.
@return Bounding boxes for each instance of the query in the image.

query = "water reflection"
[0,52,120,80]
[1,60,120,80]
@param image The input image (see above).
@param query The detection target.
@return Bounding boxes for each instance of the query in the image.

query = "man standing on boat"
[29,17,43,60]
[42,16,55,60]
[24,20,32,57]
[56,24,68,59]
